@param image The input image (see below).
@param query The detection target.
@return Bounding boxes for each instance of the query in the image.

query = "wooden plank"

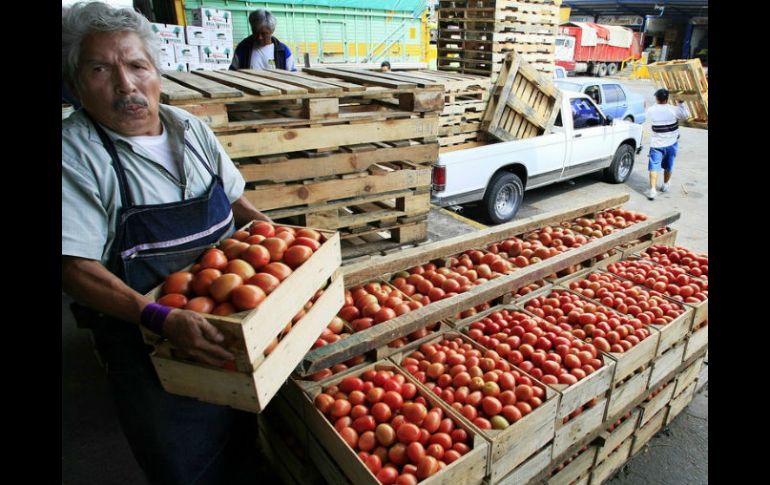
[342,193,631,285]
[219,116,439,158]
[303,67,412,89]
[639,379,676,429]
[163,71,244,98]
[630,407,668,456]
[160,76,204,102]
[590,437,633,485]
[494,443,553,485]
[246,69,344,94]
[605,367,652,421]
[683,323,708,362]
[666,380,697,425]
[648,341,686,390]
[547,446,597,485]
[302,98,339,120]
[229,70,309,94]
[244,168,431,212]
[338,68,443,88]
[302,212,680,375]
[178,103,229,128]
[673,355,704,398]
[238,143,437,183]
[191,70,283,96]
[595,408,640,464]
[283,70,367,92]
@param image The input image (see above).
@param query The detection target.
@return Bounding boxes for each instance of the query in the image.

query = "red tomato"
[184,296,215,314]
[249,221,275,238]
[230,284,266,311]
[397,423,421,444]
[262,262,292,281]
[162,271,194,296]
[158,293,187,308]
[209,273,243,303]
[240,244,271,270]
[291,236,321,251]
[200,248,228,270]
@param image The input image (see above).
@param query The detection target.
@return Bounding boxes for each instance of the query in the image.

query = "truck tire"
[597,63,608,77]
[603,144,635,183]
[606,62,618,76]
[483,172,524,224]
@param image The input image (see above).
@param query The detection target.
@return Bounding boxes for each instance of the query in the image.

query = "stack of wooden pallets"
[647,58,708,129]
[160,68,445,255]
[436,0,561,82]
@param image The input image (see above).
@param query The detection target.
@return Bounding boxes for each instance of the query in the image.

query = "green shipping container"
[184,0,428,64]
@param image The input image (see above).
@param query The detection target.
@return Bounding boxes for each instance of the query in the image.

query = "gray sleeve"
[62,154,110,261]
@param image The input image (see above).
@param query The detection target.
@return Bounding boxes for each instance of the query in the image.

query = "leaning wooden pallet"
[647,58,708,129]
[481,50,562,142]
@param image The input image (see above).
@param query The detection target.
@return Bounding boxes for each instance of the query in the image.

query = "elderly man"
[230,9,297,71]
[62,2,268,483]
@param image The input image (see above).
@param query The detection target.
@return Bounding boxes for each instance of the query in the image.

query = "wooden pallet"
[238,140,437,184]
[647,59,708,129]
[243,161,431,212]
[481,50,561,141]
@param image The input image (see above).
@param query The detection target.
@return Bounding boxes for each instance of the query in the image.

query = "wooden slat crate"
[546,445,598,485]
[552,397,608,459]
[683,321,708,362]
[665,380,698,426]
[143,223,343,413]
[672,355,705,399]
[487,442,553,485]
[588,436,633,485]
[387,331,560,483]
[630,406,668,456]
[257,412,328,485]
[296,362,490,485]
[554,269,689,359]
[647,59,708,129]
[649,227,678,247]
[593,408,641,465]
[637,379,675,429]
[480,50,561,141]
[648,339,687,390]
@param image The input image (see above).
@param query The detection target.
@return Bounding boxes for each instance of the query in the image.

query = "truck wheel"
[606,63,618,76]
[597,63,608,77]
[603,144,635,183]
[484,172,524,224]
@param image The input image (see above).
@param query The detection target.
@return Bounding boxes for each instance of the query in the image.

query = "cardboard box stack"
[152,8,235,72]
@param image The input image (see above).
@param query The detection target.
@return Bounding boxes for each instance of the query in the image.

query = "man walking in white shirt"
[644,88,689,200]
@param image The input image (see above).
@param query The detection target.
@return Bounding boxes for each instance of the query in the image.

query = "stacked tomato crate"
[271,199,697,484]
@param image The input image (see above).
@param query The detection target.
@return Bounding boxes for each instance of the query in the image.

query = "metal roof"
[562,1,708,21]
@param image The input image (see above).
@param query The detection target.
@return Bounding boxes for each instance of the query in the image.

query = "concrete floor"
[61,78,707,484]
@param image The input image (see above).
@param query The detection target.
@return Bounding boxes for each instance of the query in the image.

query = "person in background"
[230,9,296,71]
[62,3,270,483]
[644,88,689,200]
[380,60,391,72]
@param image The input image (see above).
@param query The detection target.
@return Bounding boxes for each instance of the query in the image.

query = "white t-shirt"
[645,103,689,148]
[248,43,296,71]
[130,124,180,181]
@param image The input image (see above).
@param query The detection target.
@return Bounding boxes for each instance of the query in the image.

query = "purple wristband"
[141,303,172,336]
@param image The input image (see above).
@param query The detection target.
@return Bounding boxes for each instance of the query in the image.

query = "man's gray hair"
[62,1,161,89]
[249,9,277,34]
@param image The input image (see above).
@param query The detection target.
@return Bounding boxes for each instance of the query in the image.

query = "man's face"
[75,31,162,136]
[255,26,273,47]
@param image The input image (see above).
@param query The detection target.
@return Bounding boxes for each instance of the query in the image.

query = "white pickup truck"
[431,92,643,223]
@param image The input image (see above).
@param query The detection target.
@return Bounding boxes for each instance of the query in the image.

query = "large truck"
[555,22,642,77]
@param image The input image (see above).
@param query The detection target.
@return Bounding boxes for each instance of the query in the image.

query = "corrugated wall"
[183,1,424,63]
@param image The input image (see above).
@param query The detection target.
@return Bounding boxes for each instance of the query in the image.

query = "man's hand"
[163,309,235,366]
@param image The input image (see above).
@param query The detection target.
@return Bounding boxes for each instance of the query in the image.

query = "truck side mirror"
[604,115,613,125]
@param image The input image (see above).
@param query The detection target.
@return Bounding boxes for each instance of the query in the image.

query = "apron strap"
[84,111,134,207]
[184,139,220,182]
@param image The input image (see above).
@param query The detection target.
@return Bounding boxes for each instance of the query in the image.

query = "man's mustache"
[114,95,149,110]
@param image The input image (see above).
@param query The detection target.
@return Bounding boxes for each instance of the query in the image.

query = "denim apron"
[74,114,258,485]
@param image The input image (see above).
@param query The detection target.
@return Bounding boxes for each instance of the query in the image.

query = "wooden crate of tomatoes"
[143,220,343,413]
[388,331,560,484]
[297,361,490,485]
